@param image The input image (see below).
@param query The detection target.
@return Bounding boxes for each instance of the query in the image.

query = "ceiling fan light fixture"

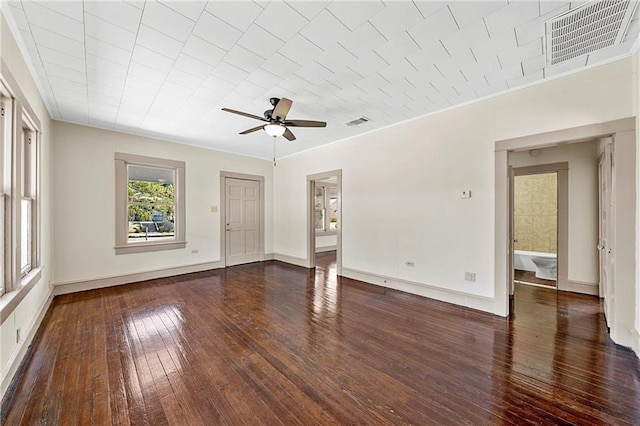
[264,123,285,137]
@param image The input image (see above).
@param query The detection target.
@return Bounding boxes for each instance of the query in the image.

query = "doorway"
[220,171,265,267]
[307,170,342,274]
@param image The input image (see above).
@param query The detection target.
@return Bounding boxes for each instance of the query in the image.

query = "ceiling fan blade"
[284,119,327,128]
[272,98,292,120]
[239,124,265,135]
[222,108,267,122]
[283,128,296,141]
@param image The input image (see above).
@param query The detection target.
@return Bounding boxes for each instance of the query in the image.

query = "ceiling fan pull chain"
[273,135,277,167]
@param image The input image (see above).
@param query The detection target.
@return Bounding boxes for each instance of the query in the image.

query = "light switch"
[210,206,218,213]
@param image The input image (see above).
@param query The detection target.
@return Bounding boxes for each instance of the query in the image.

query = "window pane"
[315,186,325,231]
[128,204,175,243]
[329,197,338,230]
[128,165,175,204]
[21,198,31,274]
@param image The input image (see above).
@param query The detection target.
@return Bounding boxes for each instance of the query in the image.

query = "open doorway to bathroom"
[513,171,559,289]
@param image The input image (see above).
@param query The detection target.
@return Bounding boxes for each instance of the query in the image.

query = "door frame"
[494,118,636,346]
[510,163,569,297]
[307,169,342,274]
[220,171,265,267]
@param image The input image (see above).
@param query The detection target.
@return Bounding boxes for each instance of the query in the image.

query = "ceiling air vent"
[345,116,371,127]
[545,0,638,65]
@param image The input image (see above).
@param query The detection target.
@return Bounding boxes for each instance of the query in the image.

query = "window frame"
[115,153,186,255]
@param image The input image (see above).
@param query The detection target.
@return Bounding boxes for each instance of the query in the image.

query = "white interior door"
[508,166,515,305]
[225,177,260,266]
[597,142,614,326]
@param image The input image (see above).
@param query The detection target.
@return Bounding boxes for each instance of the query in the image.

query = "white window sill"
[1,266,43,324]
[115,240,186,255]
[315,231,337,236]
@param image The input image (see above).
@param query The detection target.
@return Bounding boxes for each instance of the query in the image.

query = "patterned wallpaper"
[514,173,557,254]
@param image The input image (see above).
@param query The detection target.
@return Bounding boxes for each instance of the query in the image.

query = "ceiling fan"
[222,97,327,141]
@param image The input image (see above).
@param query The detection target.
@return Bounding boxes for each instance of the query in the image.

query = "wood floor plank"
[2,252,640,424]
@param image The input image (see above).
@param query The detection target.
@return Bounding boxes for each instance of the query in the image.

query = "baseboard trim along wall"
[341,267,496,314]
[632,328,640,359]
[565,280,599,296]
[1,289,53,399]
[271,253,310,268]
[53,260,224,295]
[316,245,337,253]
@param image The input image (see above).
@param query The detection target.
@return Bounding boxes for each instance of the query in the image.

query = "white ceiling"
[3,1,639,159]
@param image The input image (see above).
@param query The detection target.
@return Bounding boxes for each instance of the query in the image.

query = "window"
[0,76,42,298]
[115,153,186,255]
[315,182,338,234]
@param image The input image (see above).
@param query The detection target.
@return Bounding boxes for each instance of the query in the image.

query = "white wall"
[52,122,273,286]
[0,10,53,397]
[316,234,337,251]
[509,141,599,286]
[274,56,634,315]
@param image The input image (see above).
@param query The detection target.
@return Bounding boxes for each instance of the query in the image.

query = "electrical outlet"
[16,328,21,343]
[405,261,414,267]
[459,190,472,199]
[191,249,198,254]
[465,272,476,282]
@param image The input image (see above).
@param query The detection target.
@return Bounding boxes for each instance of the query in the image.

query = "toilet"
[531,257,557,280]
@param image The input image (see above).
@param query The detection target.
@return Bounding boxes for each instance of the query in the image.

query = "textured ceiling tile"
[128,61,169,85]
[136,25,184,59]
[255,2,309,41]
[201,74,236,93]
[295,61,333,84]
[193,11,242,51]
[406,40,451,71]
[34,1,84,23]
[498,38,542,68]
[131,45,175,73]
[285,0,329,21]
[355,73,388,92]
[378,60,417,82]
[238,25,285,58]
[375,32,421,65]
[159,0,206,21]
[300,10,351,51]
[540,1,571,15]
[448,1,508,28]
[173,53,214,79]
[212,62,249,85]
[515,3,571,46]
[204,1,263,32]
[441,20,489,57]
[277,75,313,94]
[42,62,86,84]
[142,1,195,42]
[235,80,267,98]
[261,53,302,79]
[279,34,324,66]
[22,1,84,41]
[166,69,204,90]
[30,25,86,59]
[182,35,226,66]
[86,36,132,66]
[485,62,522,84]
[484,1,540,39]
[340,22,387,59]
[8,4,31,31]
[224,45,267,74]
[246,68,282,90]
[38,46,85,72]
[315,43,357,72]
[84,1,142,32]
[408,7,459,48]
[88,80,124,98]
[85,13,137,50]
[460,55,501,80]
[507,69,544,88]
[471,27,517,58]
[326,67,362,89]
[327,1,385,31]
[368,1,424,40]
[86,54,129,80]
[348,50,388,76]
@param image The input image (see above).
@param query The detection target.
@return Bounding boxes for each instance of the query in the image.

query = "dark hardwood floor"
[514,269,556,288]
[2,251,639,424]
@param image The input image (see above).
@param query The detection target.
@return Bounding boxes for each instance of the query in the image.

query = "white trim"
[1,287,53,400]
[565,280,599,295]
[316,245,337,253]
[53,260,224,295]
[341,267,497,314]
[632,328,640,359]
[272,253,310,268]
[0,266,42,324]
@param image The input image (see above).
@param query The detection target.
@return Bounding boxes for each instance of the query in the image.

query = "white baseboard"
[53,260,224,295]
[272,253,310,268]
[632,328,640,360]
[564,279,599,295]
[341,267,496,314]
[1,288,53,400]
[316,245,337,253]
